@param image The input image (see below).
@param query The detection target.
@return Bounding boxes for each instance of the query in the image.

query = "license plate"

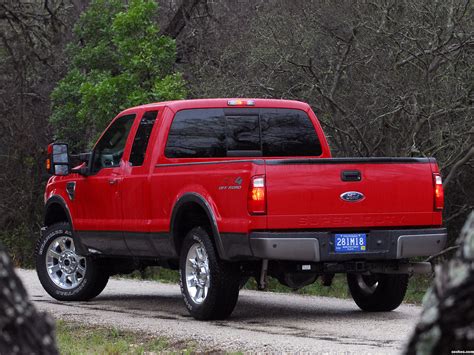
[334,233,367,253]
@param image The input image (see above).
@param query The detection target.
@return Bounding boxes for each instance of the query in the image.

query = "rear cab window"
[129,110,159,166]
[165,109,226,158]
[164,108,322,158]
[225,113,261,156]
[260,109,321,156]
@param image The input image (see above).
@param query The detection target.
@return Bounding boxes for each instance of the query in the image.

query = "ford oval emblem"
[340,191,365,202]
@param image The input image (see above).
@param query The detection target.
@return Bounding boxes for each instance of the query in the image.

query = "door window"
[91,114,135,173]
[129,111,158,166]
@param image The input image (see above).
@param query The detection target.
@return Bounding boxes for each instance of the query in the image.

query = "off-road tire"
[35,222,109,301]
[347,273,409,312]
[179,227,240,320]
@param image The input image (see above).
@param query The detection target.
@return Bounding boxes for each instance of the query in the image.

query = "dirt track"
[19,269,420,353]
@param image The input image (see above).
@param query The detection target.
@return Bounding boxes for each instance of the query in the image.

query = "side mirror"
[47,143,70,176]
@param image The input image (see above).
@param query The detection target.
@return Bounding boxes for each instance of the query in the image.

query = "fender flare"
[44,195,73,228]
[170,192,227,260]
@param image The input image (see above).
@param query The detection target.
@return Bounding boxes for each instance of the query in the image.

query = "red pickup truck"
[37,98,446,320]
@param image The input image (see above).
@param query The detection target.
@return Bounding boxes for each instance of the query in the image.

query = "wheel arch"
[170,193,227,260]
[44,195,73,228]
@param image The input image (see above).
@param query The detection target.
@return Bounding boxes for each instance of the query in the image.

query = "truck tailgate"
[265,158,440,229]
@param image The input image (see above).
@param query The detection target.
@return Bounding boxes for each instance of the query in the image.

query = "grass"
[404,274,433,304]
[125,267,432,304]
[244,274,351,299]
[56,320,197,354]
[127,267,180,284]
[243,274,432,304]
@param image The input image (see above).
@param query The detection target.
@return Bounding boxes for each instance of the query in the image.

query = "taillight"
[248,175,266,215]
[433,173,444,211]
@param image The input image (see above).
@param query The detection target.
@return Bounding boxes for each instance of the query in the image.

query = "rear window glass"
[260,109,322,156]
[226,115,261,153]
[164,108,322,158]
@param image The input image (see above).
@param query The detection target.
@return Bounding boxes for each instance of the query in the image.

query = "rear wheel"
[36,222,109,301]
[179,227,240,320]
[347,273,408,312]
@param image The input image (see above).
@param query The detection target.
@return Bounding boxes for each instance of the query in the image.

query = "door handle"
[108,178,120,185]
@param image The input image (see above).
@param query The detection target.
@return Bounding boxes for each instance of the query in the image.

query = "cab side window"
[91,114,135,173]
[129,111,158,166]
[165,109,226,158]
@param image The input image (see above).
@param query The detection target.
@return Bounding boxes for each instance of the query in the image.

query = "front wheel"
[36,222,109,301]
[347,273,408,312]
[179,227,240,320]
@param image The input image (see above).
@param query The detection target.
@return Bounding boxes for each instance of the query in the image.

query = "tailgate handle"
[341,170,361,182]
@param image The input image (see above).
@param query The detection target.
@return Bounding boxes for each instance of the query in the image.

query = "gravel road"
[18,269,420,353]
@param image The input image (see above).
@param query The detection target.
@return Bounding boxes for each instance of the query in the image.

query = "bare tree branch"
[162,0,206,38]
[443,146,474,187]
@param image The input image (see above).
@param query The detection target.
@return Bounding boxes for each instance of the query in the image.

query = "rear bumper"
[247,228,447,262]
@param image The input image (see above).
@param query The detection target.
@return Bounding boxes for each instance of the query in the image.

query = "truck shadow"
[87,290,414,323]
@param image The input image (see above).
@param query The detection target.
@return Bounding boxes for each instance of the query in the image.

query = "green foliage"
[0,224,35,267]
[50,0,186,150]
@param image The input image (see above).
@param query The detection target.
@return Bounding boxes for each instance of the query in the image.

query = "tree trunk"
[0,244,58,354]
[406,212,474,354]
[162,0,205,38]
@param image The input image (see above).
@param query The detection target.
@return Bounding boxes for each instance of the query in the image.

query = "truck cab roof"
[120,98,312,116]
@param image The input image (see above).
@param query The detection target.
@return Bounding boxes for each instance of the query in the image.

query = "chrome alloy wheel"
[185,242,210,304]
[356,274,379,294]
[46,236,86,289]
